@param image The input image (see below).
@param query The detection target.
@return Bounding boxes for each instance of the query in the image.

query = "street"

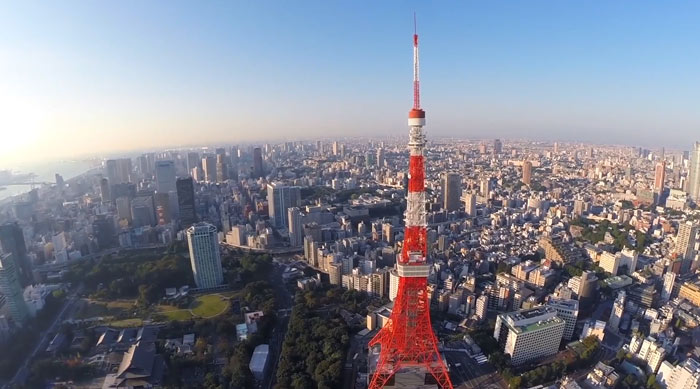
[261,260,294,389]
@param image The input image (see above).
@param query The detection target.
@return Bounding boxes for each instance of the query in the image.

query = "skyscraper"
[0,223,32,287]
[688,142,700,201]
[176,177,197,228]
[654,160,666,193]
[676,222,698,273]
[267,183,301,229]
[186,152,201,173]
[287,207,304,247]
[216,154,228,183]
[463,191,476,217]
[131,196,155,227]
[493,139,502,154]
[376,148,385,168]
[202,156,217,183]
[252,147,264,178]
[155,160,177,193]
[187,223,224,289]
[443,172,461,212]
[0,253,29,326]
[522,160,532,185]
[99,178,111,203]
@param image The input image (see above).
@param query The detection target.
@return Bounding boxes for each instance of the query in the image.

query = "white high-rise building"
[599,248,638,275]
[187,223,224,289]
[607,291,625,331]
[475,295,488,321]
[638,336,667,373]
[493,306,565,365]
[547,298,579,340]
[664,358,700,389]
[389,269,399,301]
[662,271,677,302]
[687,142,700,201]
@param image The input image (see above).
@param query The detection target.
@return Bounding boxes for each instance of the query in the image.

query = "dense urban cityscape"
[2,2,700,389]
[0,131,699,389]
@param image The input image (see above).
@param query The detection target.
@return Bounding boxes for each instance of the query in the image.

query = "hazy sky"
[1,1,699,167]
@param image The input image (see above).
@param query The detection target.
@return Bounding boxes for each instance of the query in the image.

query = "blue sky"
[0,1,698,165]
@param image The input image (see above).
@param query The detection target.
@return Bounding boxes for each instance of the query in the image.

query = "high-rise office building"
[92,215,116,250]
[155,160,177,193]
[0,223,32,287]
[267,183,301,229]
[688,142,700,201]
[202,156,217,183]
[0,253,29,326]
[493,139,502,154]
[676,222,698,273]
[463,191,476,217]
[107,158,132,184]
[493,306,565,365]
[187,223,224,289]
[287,207,304,247]
[376,148,385,168]
[131,196,155,227]
[252,147,264,178]
[655,161,666,193]
[116,197,132,223]
[443,172,461,212]
[546,298,579,340]
[176,177,197,228]
[105,159,118,185]
[522,160,532,185]
[216,154,228,183]
[99,178,111,203]
[186,152,201,173]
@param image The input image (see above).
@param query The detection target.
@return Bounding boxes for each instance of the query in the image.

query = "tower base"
[367,277,453,389]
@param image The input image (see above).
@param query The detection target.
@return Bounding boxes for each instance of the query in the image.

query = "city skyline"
[2,1,700,167]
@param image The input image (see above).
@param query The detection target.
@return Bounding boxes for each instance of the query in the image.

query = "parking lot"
[444,351,508,389]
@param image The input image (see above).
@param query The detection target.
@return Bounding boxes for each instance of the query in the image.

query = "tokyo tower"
[367,16,453,389]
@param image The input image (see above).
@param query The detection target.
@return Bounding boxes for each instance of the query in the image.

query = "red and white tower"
[368,17,453,389]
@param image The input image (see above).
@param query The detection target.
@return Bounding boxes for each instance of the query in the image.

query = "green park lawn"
[157,305,194,321]
[190,294,229,318]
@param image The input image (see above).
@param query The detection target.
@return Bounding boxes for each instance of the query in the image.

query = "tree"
[509,376,522,389]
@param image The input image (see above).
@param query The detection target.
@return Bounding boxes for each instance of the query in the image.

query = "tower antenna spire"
[413,13,420,109]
